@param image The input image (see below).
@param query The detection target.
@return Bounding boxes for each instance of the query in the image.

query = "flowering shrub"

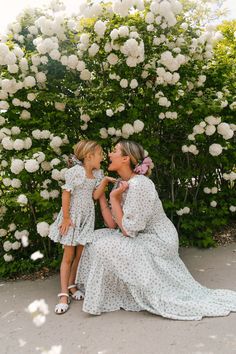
[0,0,235,276]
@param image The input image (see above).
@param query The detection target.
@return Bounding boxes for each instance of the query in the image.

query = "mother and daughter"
[49,139,236,320]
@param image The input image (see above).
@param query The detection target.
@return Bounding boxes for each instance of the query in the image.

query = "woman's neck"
[117,167,135,181]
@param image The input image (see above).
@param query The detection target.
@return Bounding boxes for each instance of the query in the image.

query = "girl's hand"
[103,176,117,185]
[59,218,74,235]
[110,181,129,200]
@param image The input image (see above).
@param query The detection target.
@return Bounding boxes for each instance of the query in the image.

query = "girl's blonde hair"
[74,140,101,161]
[119,140,152,176]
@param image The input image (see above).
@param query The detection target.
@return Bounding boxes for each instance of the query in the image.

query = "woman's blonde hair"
[119,140,152,176]
[74,140,101,161]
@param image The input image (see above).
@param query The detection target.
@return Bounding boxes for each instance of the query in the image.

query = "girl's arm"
[93,176,116,200]
[59,190,74,235]
[99,193,117,229]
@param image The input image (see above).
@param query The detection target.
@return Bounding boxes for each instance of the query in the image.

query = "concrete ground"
[1,243,236,354]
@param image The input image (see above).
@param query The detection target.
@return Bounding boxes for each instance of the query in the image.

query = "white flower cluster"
[229,206,236,212]
[37,221,50,237]
[176,207,190,216]
[155,91,171,107]
[159,111,178,120]
[100,119,144,139]
[223,172,236,181]
[181,144,199,155]
[1,134,32,151]
[210,201,217,207]
[27,298,49,327]
[160,51,186,72]
[203,187,218,194]
[156,67,180,85]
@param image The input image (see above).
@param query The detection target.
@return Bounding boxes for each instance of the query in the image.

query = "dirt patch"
[213,221,236,245]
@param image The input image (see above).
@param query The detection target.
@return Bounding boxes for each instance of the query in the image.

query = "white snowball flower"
[106,109,114,117]
[50,136,62,148]
[88,43,100,57]
[80,114,90,122]
[182,207,190,214]
[210,201,217,207]
[100,128,108,139]
[130,79,138,89]
[94,20,106,37]
[209,143,223,157]
[40,190,50,200]
[3,178,11,187]
[13,139,25,151]
[41,161,52,171]
[122,123,134,136]
[36,72,47,83]
[51,158,61,166]
[229,206,236,212]
[11,178,21,188]
[0,229,7,237]
[55,102,65,111]
[133,120,144,133]
[120,79,128,88]
[11,159,24,174]
[24,76,36,88]
[118,26,129,37]
[203,187,211,194]
[3,254,13,262]
[110,28,119,40]
[205,116,221,125]
[0,101,9,111]
[11,241,21,250]
[2,137,13,150]
[32,130,42,139]
[80,69,91,80]
[0,115,5,126]
[20,110,31,120]
[107,53,119,65]
[11,126,21,135]
[50,190,60,199]
[107,127,116,136]
[3,240,12,252]
[51,169,61,180]
[37,222,50,237]
[25,159,39,173]
[33,152,45,163]
[205,125,216,136]
[211,187,218,194]
[24,137,32,149]
[17,194,28,205]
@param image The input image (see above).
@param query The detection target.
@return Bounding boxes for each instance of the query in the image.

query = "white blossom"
[17,194,28,205]
[37,222,50,237]
[209,143,223,157]
[25,159,40,173]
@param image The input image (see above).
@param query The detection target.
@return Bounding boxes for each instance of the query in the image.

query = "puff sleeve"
[122,177,156,237]
[61,165,85,193]
[93,169,104,189]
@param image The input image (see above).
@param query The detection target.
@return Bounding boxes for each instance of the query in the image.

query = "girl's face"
[108,143,128,171]
[90,146,103,169]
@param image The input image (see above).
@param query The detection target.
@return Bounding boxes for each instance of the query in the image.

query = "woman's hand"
[110,181,129,200]
[59,217,74,235]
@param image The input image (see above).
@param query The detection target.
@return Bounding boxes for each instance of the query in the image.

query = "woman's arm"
[109,181,129,236]
[59,190,74,235]
[99,193,117,229]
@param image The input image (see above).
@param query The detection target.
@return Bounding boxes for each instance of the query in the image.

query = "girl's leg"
[59,245,75,304]
[68,244,84,294]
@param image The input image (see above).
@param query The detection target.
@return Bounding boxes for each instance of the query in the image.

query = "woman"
[76,141,236,320]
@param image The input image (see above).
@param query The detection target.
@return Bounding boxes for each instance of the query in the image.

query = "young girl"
[49,140,116,314]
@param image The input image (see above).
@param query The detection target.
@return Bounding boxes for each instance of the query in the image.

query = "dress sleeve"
[61,165,85,193]
[122,177,156,237]
[93,169,104,189]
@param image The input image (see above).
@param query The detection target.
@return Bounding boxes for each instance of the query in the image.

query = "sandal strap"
[57,293,69,298]
[68,284,77,290]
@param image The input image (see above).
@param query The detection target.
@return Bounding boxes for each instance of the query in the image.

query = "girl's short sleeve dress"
[48,165,103,246]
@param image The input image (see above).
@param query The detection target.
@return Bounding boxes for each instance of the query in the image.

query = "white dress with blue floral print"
[48,165,103,246]
[76,174,236,320]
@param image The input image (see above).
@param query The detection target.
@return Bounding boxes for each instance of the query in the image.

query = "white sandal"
[68,284,84,301]
[55,293,70,314]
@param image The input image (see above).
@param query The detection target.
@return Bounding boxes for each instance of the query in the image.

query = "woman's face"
[108,143,127,171]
